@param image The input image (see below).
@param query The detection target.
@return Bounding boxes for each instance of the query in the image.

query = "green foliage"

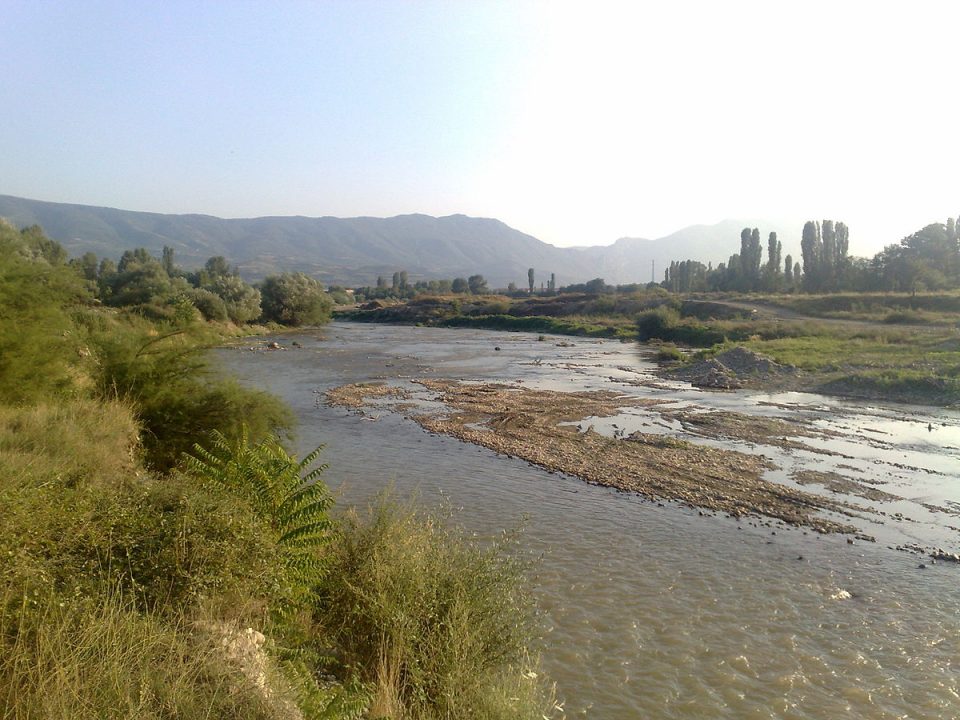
[467,274,488,294]
[17,223,68,265]
[208,274,263,323]
[443,313,626,337]
[184,429,334,616]
[655,343,686,362]
[186,286,230,321]
[0,223,91,403]
[88,323,292,471]
[103,248,176,308]
[314,499,560,720]
[636,307,726,346]
[0,399,287,616]
[260,272,333,326]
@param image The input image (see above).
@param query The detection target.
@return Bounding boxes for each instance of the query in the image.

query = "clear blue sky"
[2,1,958,254]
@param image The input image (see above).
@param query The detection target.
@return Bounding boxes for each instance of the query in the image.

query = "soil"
[327,380,862,534]
[791,470,901,503]
[660,408,849,457]
[666,347,799,391]
[325,382,410,409]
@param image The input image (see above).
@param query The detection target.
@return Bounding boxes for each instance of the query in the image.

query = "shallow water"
[224,323,960,719]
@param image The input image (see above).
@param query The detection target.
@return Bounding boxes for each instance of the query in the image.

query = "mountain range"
[0,194,800,288]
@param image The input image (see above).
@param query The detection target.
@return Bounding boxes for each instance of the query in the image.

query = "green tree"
[527,268,535,293]
[105,249,176,310]
[208,275,261,323]
[186,287,229,321]
[766,232,781,275]
[467,274,488,294]
[70,251,99,282]
[451,277,468,293]
[800,221,822,291]
[19,224,67,265]
[736,228,762,289]
[161,246,176,276]
[260,272,333,326]
[584,277,608,294]
[204,255,231,278]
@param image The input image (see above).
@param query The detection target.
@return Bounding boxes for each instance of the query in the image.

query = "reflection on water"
[224,323,960,719]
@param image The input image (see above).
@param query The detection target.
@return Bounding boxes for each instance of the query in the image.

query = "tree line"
[12,224,335,326]
[662,215,960,294]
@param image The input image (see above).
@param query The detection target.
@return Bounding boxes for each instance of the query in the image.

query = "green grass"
[737,333,960,403]
[750,291,960,324]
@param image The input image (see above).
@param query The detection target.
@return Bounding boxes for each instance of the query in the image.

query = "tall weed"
[0,592,288,720]
[315,499,562,720]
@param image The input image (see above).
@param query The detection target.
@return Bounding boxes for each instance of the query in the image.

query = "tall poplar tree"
[766,232,781,275]
[801,221,822,291]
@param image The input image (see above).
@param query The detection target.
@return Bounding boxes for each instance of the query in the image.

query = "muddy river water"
[223,322,960,719]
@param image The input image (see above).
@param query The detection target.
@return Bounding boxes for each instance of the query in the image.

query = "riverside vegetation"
[0,220,560,719]
[341,289,960,407]
[341,215,960,406]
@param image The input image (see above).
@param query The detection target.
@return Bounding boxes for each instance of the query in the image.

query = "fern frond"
[183,426,335,617]
[278,521,334,548]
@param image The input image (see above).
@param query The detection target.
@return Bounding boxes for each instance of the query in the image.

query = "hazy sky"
[2,1,957,255]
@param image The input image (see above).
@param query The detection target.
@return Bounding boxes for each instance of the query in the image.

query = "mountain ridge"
[0,193,800,288]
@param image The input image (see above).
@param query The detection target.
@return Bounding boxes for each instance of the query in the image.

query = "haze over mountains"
[0,194,800,288]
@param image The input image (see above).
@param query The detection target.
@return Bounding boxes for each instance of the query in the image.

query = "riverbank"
[338,291,960,407]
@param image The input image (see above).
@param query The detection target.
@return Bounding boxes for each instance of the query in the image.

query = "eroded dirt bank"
[327,380,863,534]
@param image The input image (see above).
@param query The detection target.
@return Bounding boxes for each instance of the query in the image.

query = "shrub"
[0,226,91,403]
[636,306,681,341]
[655,343,686,362]
[87,325,292,471]
[314,499,560,720]
[260,273,332,326]
[186,287,229,322]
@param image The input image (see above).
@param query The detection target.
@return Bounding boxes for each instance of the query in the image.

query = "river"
[223,322,960,719]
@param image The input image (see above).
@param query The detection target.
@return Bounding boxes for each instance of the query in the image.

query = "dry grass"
[0,397,140,490]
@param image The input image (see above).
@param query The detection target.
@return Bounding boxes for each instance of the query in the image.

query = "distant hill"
[0,194,799,288]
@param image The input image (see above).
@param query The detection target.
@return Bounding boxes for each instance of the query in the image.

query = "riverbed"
[223,322,960,719]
